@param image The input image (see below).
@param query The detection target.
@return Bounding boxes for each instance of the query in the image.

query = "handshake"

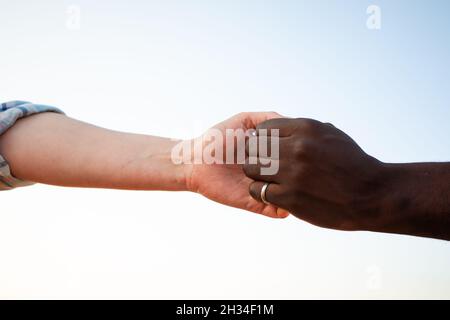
[1,106,449,240]
[171,112,387,230]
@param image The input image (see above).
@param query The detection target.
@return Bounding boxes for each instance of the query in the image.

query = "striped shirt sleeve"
[0,101,64,190]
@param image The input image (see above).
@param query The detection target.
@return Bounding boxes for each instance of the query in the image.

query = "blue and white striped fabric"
[0,101,64,190]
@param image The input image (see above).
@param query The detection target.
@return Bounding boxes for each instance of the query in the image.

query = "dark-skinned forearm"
[377,163,450,240]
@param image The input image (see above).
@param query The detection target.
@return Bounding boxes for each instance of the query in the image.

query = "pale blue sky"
[1,0,449,298]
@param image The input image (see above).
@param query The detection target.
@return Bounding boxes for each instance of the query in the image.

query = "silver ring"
[261,182,271,205]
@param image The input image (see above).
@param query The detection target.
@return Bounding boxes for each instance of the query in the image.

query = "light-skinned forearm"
[0,113,188,191]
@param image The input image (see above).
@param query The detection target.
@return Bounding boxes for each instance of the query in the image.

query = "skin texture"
[0,112,288,219]
[186,112,289,218]
[243,118,450,240]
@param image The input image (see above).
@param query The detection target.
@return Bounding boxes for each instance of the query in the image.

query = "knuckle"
[257,118,285,131]
[293,139,313,158]
[297,118,318,131]
[257,119,273,131]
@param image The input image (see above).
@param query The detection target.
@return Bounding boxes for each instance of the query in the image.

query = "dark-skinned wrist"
[372,162,450,240]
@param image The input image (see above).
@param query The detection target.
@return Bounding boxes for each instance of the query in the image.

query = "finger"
[249,181,346,225]
[253,202,290,219]
[244,158,281,183]
[249,181,284,208]
[281,193,349,230]
[241,111,286,129]
[246,135,289,159]
[255,118,296,137]
[276,207,290,218]
[258,117,334,138]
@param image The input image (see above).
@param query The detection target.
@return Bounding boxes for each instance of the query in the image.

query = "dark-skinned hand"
[244,118,389,231]
[244,117,450,240]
